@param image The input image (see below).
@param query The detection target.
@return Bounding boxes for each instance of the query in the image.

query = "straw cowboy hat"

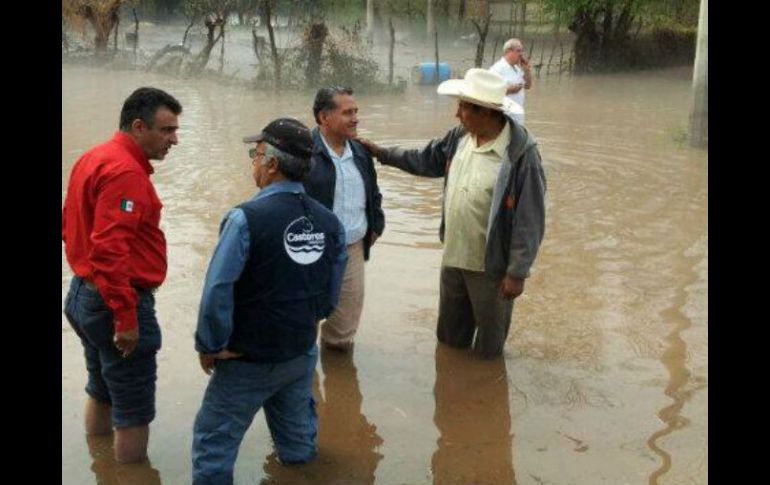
[437,68,524,115]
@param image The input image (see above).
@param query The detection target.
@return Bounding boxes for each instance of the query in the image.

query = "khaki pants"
[437,266,514,359]
[321,240,365,346]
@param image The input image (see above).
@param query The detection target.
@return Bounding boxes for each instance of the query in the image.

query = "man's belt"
[82,279,157,294]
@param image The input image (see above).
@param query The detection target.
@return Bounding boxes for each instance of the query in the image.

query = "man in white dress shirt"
[489,38,532,125]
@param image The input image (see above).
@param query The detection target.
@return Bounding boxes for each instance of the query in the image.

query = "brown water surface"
[62,64,707,485]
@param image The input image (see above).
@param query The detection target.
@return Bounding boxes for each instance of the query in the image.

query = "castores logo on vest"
[283,217,326,265]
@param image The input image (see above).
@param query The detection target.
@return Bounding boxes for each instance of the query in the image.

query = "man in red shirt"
[63,87,182,463]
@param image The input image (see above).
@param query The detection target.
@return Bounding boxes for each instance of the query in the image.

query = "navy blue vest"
[229,191,341,363]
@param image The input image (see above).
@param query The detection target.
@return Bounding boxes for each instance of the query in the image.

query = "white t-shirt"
[490,57,526,124]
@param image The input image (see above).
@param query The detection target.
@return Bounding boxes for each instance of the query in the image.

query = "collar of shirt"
[112,131,154,175]
[472,121,511,159]
[254,180,306,200]
[502,57,523,72]
[319,133,353,163]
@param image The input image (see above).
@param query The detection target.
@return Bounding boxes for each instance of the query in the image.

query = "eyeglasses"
[249,147,267,161]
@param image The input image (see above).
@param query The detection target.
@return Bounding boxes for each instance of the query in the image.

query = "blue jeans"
[191,346,319,485]
[63,276,162,428]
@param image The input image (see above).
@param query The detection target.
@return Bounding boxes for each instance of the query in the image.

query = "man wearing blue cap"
[191,118,348,484]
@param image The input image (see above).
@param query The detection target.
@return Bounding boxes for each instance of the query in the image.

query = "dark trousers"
[437,266,514,359]
[64,276,161,427]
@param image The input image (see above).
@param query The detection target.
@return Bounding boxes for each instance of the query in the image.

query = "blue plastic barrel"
[414,62,451,85]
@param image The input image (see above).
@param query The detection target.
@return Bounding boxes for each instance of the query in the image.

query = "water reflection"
[432,344,516,485]
[62,65,708,485]
[261,347,383,484]
[646,272,706,485]
[86,434,162,485]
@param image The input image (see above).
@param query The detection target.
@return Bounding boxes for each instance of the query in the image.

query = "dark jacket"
[303,127,385,261]
[378,115,546,281]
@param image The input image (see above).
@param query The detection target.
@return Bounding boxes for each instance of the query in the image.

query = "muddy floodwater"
[62,64,707,485]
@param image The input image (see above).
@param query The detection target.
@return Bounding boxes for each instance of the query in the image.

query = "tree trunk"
[252,26,264,63]
[183,16,196,47]
[366,0,375,38]
[471,0,488,20]
[388,17,395,85]
[258,4,268,28]
[62,16,70,53]
[305,22,328,88]
[132,8,139,57]
[509,0,516,37]
[554,8,561,35]
[427,0,435,36]
[192,15,224,74]
[472,15,491,67]
[373,0,382,23]
[615,0,636,40]
[146,44,191,72]
[219,23,226,73]
[569,7,600,73]
[458,0,466,23]
[600,1,614,64]
[93,24,112,56]
[262,0,281,87]
[689,0,707,148]
[435,31,440,84]
[113,14,119,52]
[78,3,122,59]
[91,15,115,57]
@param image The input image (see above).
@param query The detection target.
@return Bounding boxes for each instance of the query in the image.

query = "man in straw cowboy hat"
[358,68,546,359]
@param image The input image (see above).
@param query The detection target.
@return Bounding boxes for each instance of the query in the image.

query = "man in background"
[490,38,532,124]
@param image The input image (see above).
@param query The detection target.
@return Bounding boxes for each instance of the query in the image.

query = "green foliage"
[132,0,185,19]
[540,0,700,31]
[183,0,237,18]
[639,0,699,30]
[320,22,382,91]
[665,124,689,146]
[250,19,389,92]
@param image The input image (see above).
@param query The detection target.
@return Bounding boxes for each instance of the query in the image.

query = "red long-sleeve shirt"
[62,132,167,332]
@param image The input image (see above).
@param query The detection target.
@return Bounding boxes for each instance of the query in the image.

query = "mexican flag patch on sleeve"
[120,199,134,213]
